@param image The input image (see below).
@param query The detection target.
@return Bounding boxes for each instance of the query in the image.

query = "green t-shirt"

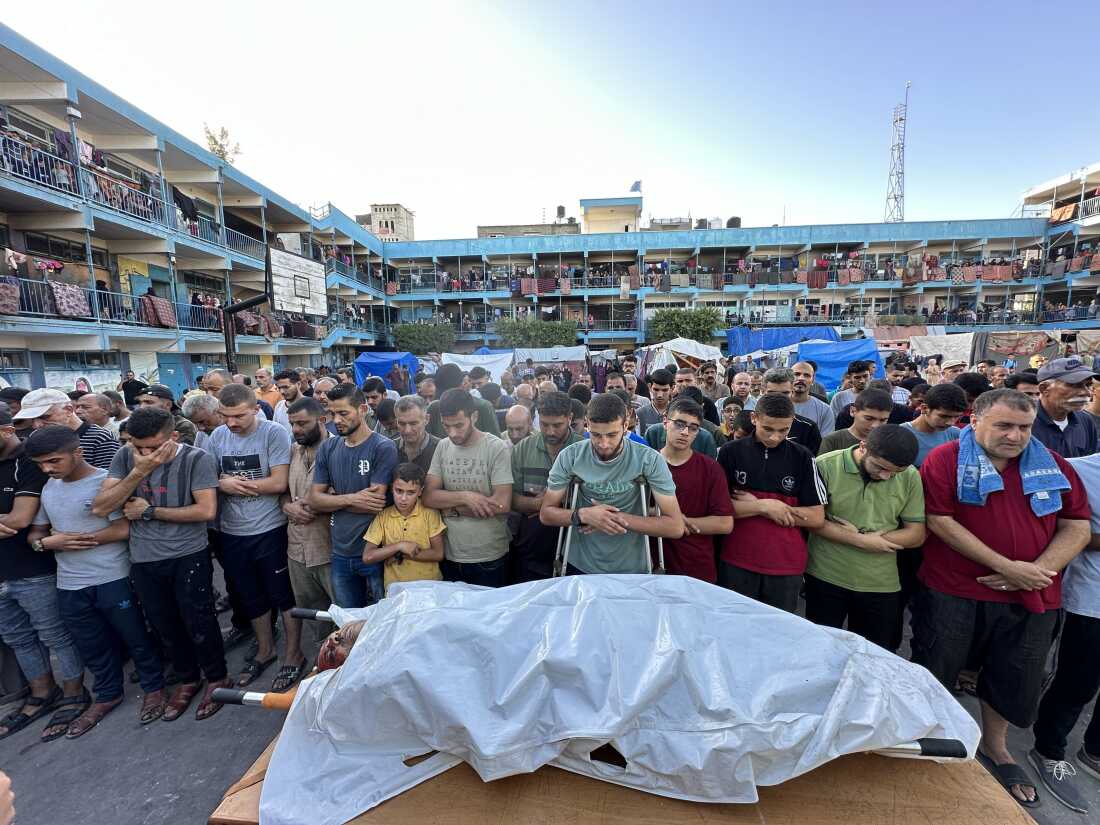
[807,447,925,593]
[546,438,675,574]
[817,428,860,457]
[511,431,582,498]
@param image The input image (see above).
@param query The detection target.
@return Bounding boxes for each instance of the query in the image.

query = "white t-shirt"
[1065,454,1100,619]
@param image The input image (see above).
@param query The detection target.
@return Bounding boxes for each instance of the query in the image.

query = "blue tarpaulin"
[354,351,419,389]
[796,338,884,392]
[473,346,514,356]
[725,326,840,356]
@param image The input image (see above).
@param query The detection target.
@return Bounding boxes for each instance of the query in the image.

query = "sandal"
[162,681,203,722]
[41,689,91,742]
[271,660,308,693]
[977,751,1040,808]
[195,678,232,721]
[139,689,167,725]
[0,685,62,739]
[236,655,276,688]
[65,697,123,739]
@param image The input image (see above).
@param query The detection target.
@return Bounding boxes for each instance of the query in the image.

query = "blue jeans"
[329,555,383,609]
[57,577,164,702]
[0,574,83,683]
[441,556,509,588]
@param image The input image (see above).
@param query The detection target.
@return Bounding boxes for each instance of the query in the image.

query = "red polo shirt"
[664,452,733,583]
[918,440,1089,612]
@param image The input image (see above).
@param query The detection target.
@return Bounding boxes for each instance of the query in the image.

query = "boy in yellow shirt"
[362,463,445,594]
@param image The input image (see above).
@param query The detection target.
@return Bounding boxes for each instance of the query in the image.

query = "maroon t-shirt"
[664,452,734,583]
[919,440,1090,612]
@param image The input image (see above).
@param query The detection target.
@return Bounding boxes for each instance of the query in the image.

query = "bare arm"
[683,514,733,536]
[1035,519,1090,573]
[421,474,476,511]
[0,497,41,531]
[91,518,129,545]
[538,486,573,528]
[247,464,288,496]
[125,488,217,524]
[309,482,387,515]
[92,472,144,517]
[512,492,543,515]
[614,491,686,539]
[811,519,925,553]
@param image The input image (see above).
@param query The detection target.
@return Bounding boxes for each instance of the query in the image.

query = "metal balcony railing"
[0,135,79,195]
[225,227,264,259]
[585,319,637,331]
[80,167,169,226]
[1081,196,1100,222]
[193,214,221,244]
[175,302,223,331]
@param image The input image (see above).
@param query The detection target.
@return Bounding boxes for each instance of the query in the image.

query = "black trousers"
[130,550,228,683]
[208,529,250,633]
[803,574,901,652]
[1033,611,1100,761]
[718,562,801,614]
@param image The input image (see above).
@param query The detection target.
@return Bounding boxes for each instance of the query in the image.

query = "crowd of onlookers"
[0,347,1096,814]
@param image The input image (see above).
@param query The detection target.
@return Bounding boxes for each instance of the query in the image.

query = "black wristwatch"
[571,507,583,528]
[141,505,156,521]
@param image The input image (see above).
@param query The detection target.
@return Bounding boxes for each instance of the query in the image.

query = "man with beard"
[540,393,684,575]
[181,394,223,451]
[271,369,302,432]
[504,405,533,447]
[282,398,333,643]
[1032,357,1100,458]
[697,362,725,403]
[423,389,513,587]
[805,425,925,651]
[791,362,835,436]
[509,391,582,582]
[829,360,875,417]
[990,364,1010,389]
[308,385,398,608]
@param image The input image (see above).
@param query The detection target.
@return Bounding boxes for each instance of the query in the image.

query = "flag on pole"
[629,180,642,193]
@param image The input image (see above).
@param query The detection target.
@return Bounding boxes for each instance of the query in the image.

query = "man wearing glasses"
[659,398,733,583]
[540,394,684,574]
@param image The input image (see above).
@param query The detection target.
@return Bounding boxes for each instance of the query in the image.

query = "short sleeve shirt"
[313,432,399,556]
[206,418,292,536]
[716,436,827,575]
[428,433,513,564]
[1063,454,1100,619]
[665,451,733,583]
[0,448,52,583]
[807,447,925,593]
[546,438,675,574]
[76,421,120,470]
[107,444,218,562]
[511,431,582,499]
[919,440,1090,611]
[364,502,446,592]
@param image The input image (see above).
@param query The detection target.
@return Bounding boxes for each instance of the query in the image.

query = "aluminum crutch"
[635,475,665,575]
[553,476,582,577]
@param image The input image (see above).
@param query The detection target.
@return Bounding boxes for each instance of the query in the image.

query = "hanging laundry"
[172,187,198,221]
[52,130,74,163]
[3,249,27,275]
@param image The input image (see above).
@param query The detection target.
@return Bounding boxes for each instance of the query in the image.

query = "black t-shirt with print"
[0,446,53,582]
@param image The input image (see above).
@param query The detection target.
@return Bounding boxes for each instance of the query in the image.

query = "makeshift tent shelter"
[353,351,419,389]
[512,346,588,365]
[726,326,840,358]
[907,333,973,365]
[441,352,513,384]
[472,346,513,356]
[636,337,724,374]
[797,338,884,392]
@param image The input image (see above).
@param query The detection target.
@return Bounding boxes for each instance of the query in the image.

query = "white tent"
[908,333,974,363]
[513,346,588,364]
[441,352,513,384]
[635,337,724,372]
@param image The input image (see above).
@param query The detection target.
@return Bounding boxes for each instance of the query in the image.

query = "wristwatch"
[31,539,46,553]
[571,507,583,528]
[141,505,156,521]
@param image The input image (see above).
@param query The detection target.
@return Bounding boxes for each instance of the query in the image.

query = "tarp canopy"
[907,333,973,364]
[636,337,724,372]
[472,346,513,356]
[260,576,978,825]
[441,352,514,384]
[353,351,419,389]
[726,326,840,357]
[513,346,588,365]
[797,338,884,392]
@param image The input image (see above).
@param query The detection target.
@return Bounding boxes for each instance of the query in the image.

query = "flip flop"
[236,655,276,688]
[271,660,307,693]
[41,689,91,742]
[977,750,1040,808]
[0,685,62,739]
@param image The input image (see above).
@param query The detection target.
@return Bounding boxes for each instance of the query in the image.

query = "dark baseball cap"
[138,384,178,409]
[1037,357,1100,385]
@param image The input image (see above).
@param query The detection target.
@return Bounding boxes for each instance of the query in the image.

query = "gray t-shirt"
[313,432,399,557]
[428,433,513,564]
[901,422,960,468]
[830,388,858,417]
[637,403,669,434]
[206,418,292,536]
[1065,455,1100,619]
[795,396,836,436]
[546,438,675,574]
[34,469,129,590]
[107,444,219,563]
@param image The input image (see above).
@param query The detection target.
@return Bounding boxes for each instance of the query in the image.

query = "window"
[22,232,108,267]
[43,350,120,370]
[0,349,29,370]
[102,154,139,183]
[3,108,52,146]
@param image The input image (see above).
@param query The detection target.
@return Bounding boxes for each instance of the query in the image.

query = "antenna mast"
[885,81,910,223]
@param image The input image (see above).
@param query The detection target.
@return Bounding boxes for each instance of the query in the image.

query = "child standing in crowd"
[362,463,445,594]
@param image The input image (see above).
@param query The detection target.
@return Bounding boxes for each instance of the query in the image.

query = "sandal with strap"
[195,678,233,721]
[271,660,308,694]
[236,655,276,688]
[41,689,91,742]
[65,697,123,739]
[162,681,203,722]
[0,685,62,740]
[139,689,167,725]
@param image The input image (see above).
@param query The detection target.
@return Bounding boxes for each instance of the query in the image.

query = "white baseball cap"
[12,388,71,420]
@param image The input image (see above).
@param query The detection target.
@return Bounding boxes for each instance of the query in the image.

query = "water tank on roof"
[726,216,742,228]
[695,218,708,229]
[556,205,566,220]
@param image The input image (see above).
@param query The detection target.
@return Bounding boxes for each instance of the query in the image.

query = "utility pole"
[885,81,911,224]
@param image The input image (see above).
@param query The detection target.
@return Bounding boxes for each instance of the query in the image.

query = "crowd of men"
[0,350,1097,814]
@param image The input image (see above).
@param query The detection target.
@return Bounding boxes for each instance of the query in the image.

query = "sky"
[6,0,1100,240]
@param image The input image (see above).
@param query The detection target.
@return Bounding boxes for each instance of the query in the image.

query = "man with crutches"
[540,394,684,575]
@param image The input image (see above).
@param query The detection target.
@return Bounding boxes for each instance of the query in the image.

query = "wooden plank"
[210,743,1037,825]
